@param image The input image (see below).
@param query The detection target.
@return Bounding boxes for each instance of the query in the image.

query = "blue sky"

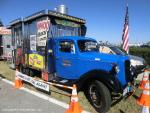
[0,0,150,44]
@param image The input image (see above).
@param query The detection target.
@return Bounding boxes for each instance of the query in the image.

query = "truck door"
[55,40,79,79]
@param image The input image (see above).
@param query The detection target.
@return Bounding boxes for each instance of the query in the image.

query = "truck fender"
[76,70,123,94]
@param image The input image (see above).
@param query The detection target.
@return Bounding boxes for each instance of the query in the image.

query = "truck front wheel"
[85,80,111,113]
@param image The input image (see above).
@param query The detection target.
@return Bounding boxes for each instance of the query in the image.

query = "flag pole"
[122,2,129,54]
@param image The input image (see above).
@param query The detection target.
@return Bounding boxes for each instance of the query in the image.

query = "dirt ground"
[0,61,143,113]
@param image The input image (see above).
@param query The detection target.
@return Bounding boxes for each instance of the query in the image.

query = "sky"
[0,0,150,44]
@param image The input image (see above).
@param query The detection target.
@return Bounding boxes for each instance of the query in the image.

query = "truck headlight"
[115,65,120,73]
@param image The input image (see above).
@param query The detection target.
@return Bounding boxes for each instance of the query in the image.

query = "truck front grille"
[125,60,132,82]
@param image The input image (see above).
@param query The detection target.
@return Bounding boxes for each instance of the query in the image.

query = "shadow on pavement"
[119,109,125,113]
[132,94,139,100]
[0,74,6,79]
[111,97,123,107]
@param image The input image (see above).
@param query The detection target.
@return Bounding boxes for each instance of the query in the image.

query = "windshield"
[78,40,99,52]
[109,46,126,55]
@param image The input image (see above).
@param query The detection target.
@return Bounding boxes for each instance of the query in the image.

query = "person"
[70,43,75,54]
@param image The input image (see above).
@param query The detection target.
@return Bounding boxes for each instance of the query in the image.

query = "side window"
[59,41,75,53]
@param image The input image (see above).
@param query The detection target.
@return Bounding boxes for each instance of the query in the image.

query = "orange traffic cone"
[137,80,150,108]
[66,84,82,113]
[139,69,149,90]
[14,69,23,89]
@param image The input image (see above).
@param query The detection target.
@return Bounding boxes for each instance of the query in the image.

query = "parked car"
[99,45,146,75]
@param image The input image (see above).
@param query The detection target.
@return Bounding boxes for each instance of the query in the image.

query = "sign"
[37,19,50,46]
[37,31,47,46]
[29,53,44,69]
[34,80,49,92]
[0,27,11,35]
[37,19,50,31]
[55,19,80,27]
[17,71,49,92]
[17,71,32,83]
[30,35,36,51]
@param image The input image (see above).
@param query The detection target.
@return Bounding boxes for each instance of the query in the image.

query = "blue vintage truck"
[10,8,136,113]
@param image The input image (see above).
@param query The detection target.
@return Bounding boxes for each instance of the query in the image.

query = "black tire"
[85,80,111,113]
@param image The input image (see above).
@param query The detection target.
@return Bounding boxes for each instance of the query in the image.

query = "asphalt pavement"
[0,79,66,113]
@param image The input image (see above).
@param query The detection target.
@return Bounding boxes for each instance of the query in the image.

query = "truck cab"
[48,36,132,86]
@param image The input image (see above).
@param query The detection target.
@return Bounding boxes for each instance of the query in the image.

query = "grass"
[0,61,144,113]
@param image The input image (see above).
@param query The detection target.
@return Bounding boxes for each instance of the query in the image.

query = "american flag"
[122,5,129,54]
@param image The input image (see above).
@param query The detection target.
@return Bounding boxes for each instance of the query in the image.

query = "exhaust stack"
[54,5,68,15]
